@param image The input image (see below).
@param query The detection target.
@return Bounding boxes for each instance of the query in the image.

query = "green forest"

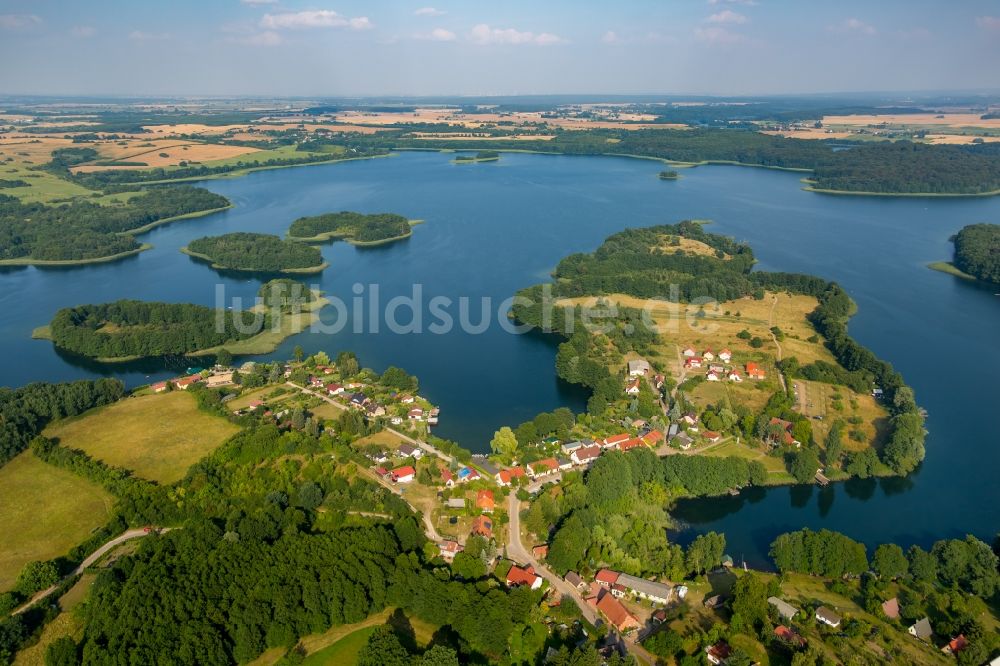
[287,211,413,244]
[184,232,325,273]
[257,278,316,310]
[0,187,228,262]
[47,300,267,359]
[952,223,1000,284]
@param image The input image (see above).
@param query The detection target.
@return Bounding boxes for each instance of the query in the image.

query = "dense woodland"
[0,187,227,262]
[287,211,412,243]
[185,232,325,273]
[348,129,1000,195]
[0,379,124,466]
[48,300,266,359]
[512,221,926,476]
[952,223,1000,284]
[257,278,315,310]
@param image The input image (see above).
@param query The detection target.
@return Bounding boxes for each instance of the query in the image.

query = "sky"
[1,0,999,97]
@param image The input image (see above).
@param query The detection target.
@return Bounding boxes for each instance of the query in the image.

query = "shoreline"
[179,246,328,274]
[132,152,394,186]
[927,260,978,281]
[123,204,233,236]
[0,243,153,267]
[288,219,422,246]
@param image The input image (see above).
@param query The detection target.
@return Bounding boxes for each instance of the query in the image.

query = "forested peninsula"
[0,187,229,264]
[287,211,416,245]
[943,223,1000,284]
[511,221,927,481]
[182,232,327,274]
[42,301,269,361]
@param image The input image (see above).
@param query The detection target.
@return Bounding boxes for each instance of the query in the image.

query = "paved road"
[12,528,171,616]
[506,492,655,665]
[291,383,456,465]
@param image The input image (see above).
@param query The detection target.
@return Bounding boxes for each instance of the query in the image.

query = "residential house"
[674,433,694,450]
[718,349,732,362]
[476,489,495,513]
[438,540,462,561]
[703,350,715,362]
[445,497,466,510]
[768,597,799,621]
[399,394,415,404]
[682,347,696,357]
[593,590,640,633]
[594,569,620,588]
[564,571,584,589]
[495,467,526,486]
[506,564,543,590]
[309,376,325,388]
[532,544,548,559]
[439,467,455,487]
[627,359,651,376]
[325,383,344,395]
[368,450,389,464]
[728,370,742,382]
[667,423,679,439]
[881,597,900,620]
[470,515,493,539]
[815,606,842,628]
[390,466,415,484]
[705,640,732,665]
[909,617,933,641]
[571,445,602,466]
[653,373,665,389]
[528,458,559,478]
[204,372,234,388]
[457,467,481,483]
[349,392,366,407]
[641,430,664,447]
[681,413,698,427]
[615,572,673,605]
[427,408,439,425]
[943,635,968,655]
[151,381,168,393]
[706,371,720,382]
[703,431,722,443]
[365,403,386,418]
[561,440,586,455]
[618,437,645,453]
[408,407,425,421]
[173,375,201,390]
[708,364,726,374]
[602,433,631,449]
[684,357,703,369]
[374,467,390,479]
[768,417,798,446]
[745,362,767,380]
[624,378,641,395]
[397,443,424,460]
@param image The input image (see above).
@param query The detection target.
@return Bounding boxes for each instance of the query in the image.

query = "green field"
[190,291,329,357]
[301,626,379,666]
[0,452,113,591]
[44,391,241,483]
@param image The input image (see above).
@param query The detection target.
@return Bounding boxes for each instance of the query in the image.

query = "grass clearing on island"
[928,260,977,281]
[44,392,240,484]
[189,291,329,357]
[0,452,113,591]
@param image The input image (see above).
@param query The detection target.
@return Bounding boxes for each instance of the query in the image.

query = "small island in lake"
[928,223,1000,285]
[453,150,500,164]
[658,170,680,180]
[35,289,328,361]
[181,232,327,274]
[287,211,419,246]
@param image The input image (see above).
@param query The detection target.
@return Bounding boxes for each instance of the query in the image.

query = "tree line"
[953,223,1000,284]
[185,232,325,273]
[287,211,412,243]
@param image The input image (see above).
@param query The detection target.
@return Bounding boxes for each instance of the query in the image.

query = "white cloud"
[707,10,747,24]
[415,27,457,42]
[261,10,372,31]
[414,7,446,17]
[830,18,876,35]
[129,30,170,41]
[469,24,565,46]
[601,30,619,44]
[976,16,1000,31]
[694,26,744,44]
[71,25,96,38]
[0,14,41,30]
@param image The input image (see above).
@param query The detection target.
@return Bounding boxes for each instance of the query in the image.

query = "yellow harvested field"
[823,112,1000,128]
[333,108,686,131]
[924,133,1000,144]
[0,452,113,591]
[0,137,75,161]
[653,235,731,259]
[411,133,556,141]
[761,128,856,140]
[141,123,251,135]
[44,391,241,483]
[71,141,261,171]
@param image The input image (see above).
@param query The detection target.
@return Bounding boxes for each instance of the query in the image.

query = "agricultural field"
[44,391,241,484]
[70,140,261,172]
[0,138,96,203]
[0,453,113,591]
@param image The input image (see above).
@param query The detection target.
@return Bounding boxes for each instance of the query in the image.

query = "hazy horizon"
[2,0,999,97]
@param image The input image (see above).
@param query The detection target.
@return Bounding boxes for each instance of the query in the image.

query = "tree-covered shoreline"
[952,223,1000,284]
[183,232,327,274]
[287,211,415,245]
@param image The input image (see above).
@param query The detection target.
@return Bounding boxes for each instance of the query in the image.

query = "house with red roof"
[728,370,742,382]
[943,634,968,655]
[528,458,559,478]
[476,489,495,513]
[438,540,462,561]
[594,569,620,588]
[746,362,767,380]
[641,430,664,447]
[151,381,168,393]
[602,433,631,449]
[768,417,798,446]
[408,407,424,421]
[775,625,806,647]
[173,374,202,390]
[624,378,641,395]
[594,589,640,633]
[390,466,415,483]
[705,640,732,665]
[682,347,696,357]
[532,544,548,559]
[718,348,732,362]
[706,371,720,382]
[703,431,722,443]
[703,350,715,362]
[684,357,703,369]
[495,467,526,486]
[325,383,344,395]
[439,467,455,487]
[571,445,602,466]
[618,437,645,453]
[470,515,493,539]
[506,564,543,590]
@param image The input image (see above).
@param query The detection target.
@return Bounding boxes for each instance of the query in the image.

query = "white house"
[706,371,720,382]
[627,359,651,376]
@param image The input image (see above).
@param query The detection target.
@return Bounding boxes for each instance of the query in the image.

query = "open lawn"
[44,392,240,483]
[353,430,409,451]
[12,612,85,666]
[0,453,113,591]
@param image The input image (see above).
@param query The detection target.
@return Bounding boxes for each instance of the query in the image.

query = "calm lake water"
[2,151,998,565]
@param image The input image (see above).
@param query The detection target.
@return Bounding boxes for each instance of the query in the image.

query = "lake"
[3,151,998,565]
